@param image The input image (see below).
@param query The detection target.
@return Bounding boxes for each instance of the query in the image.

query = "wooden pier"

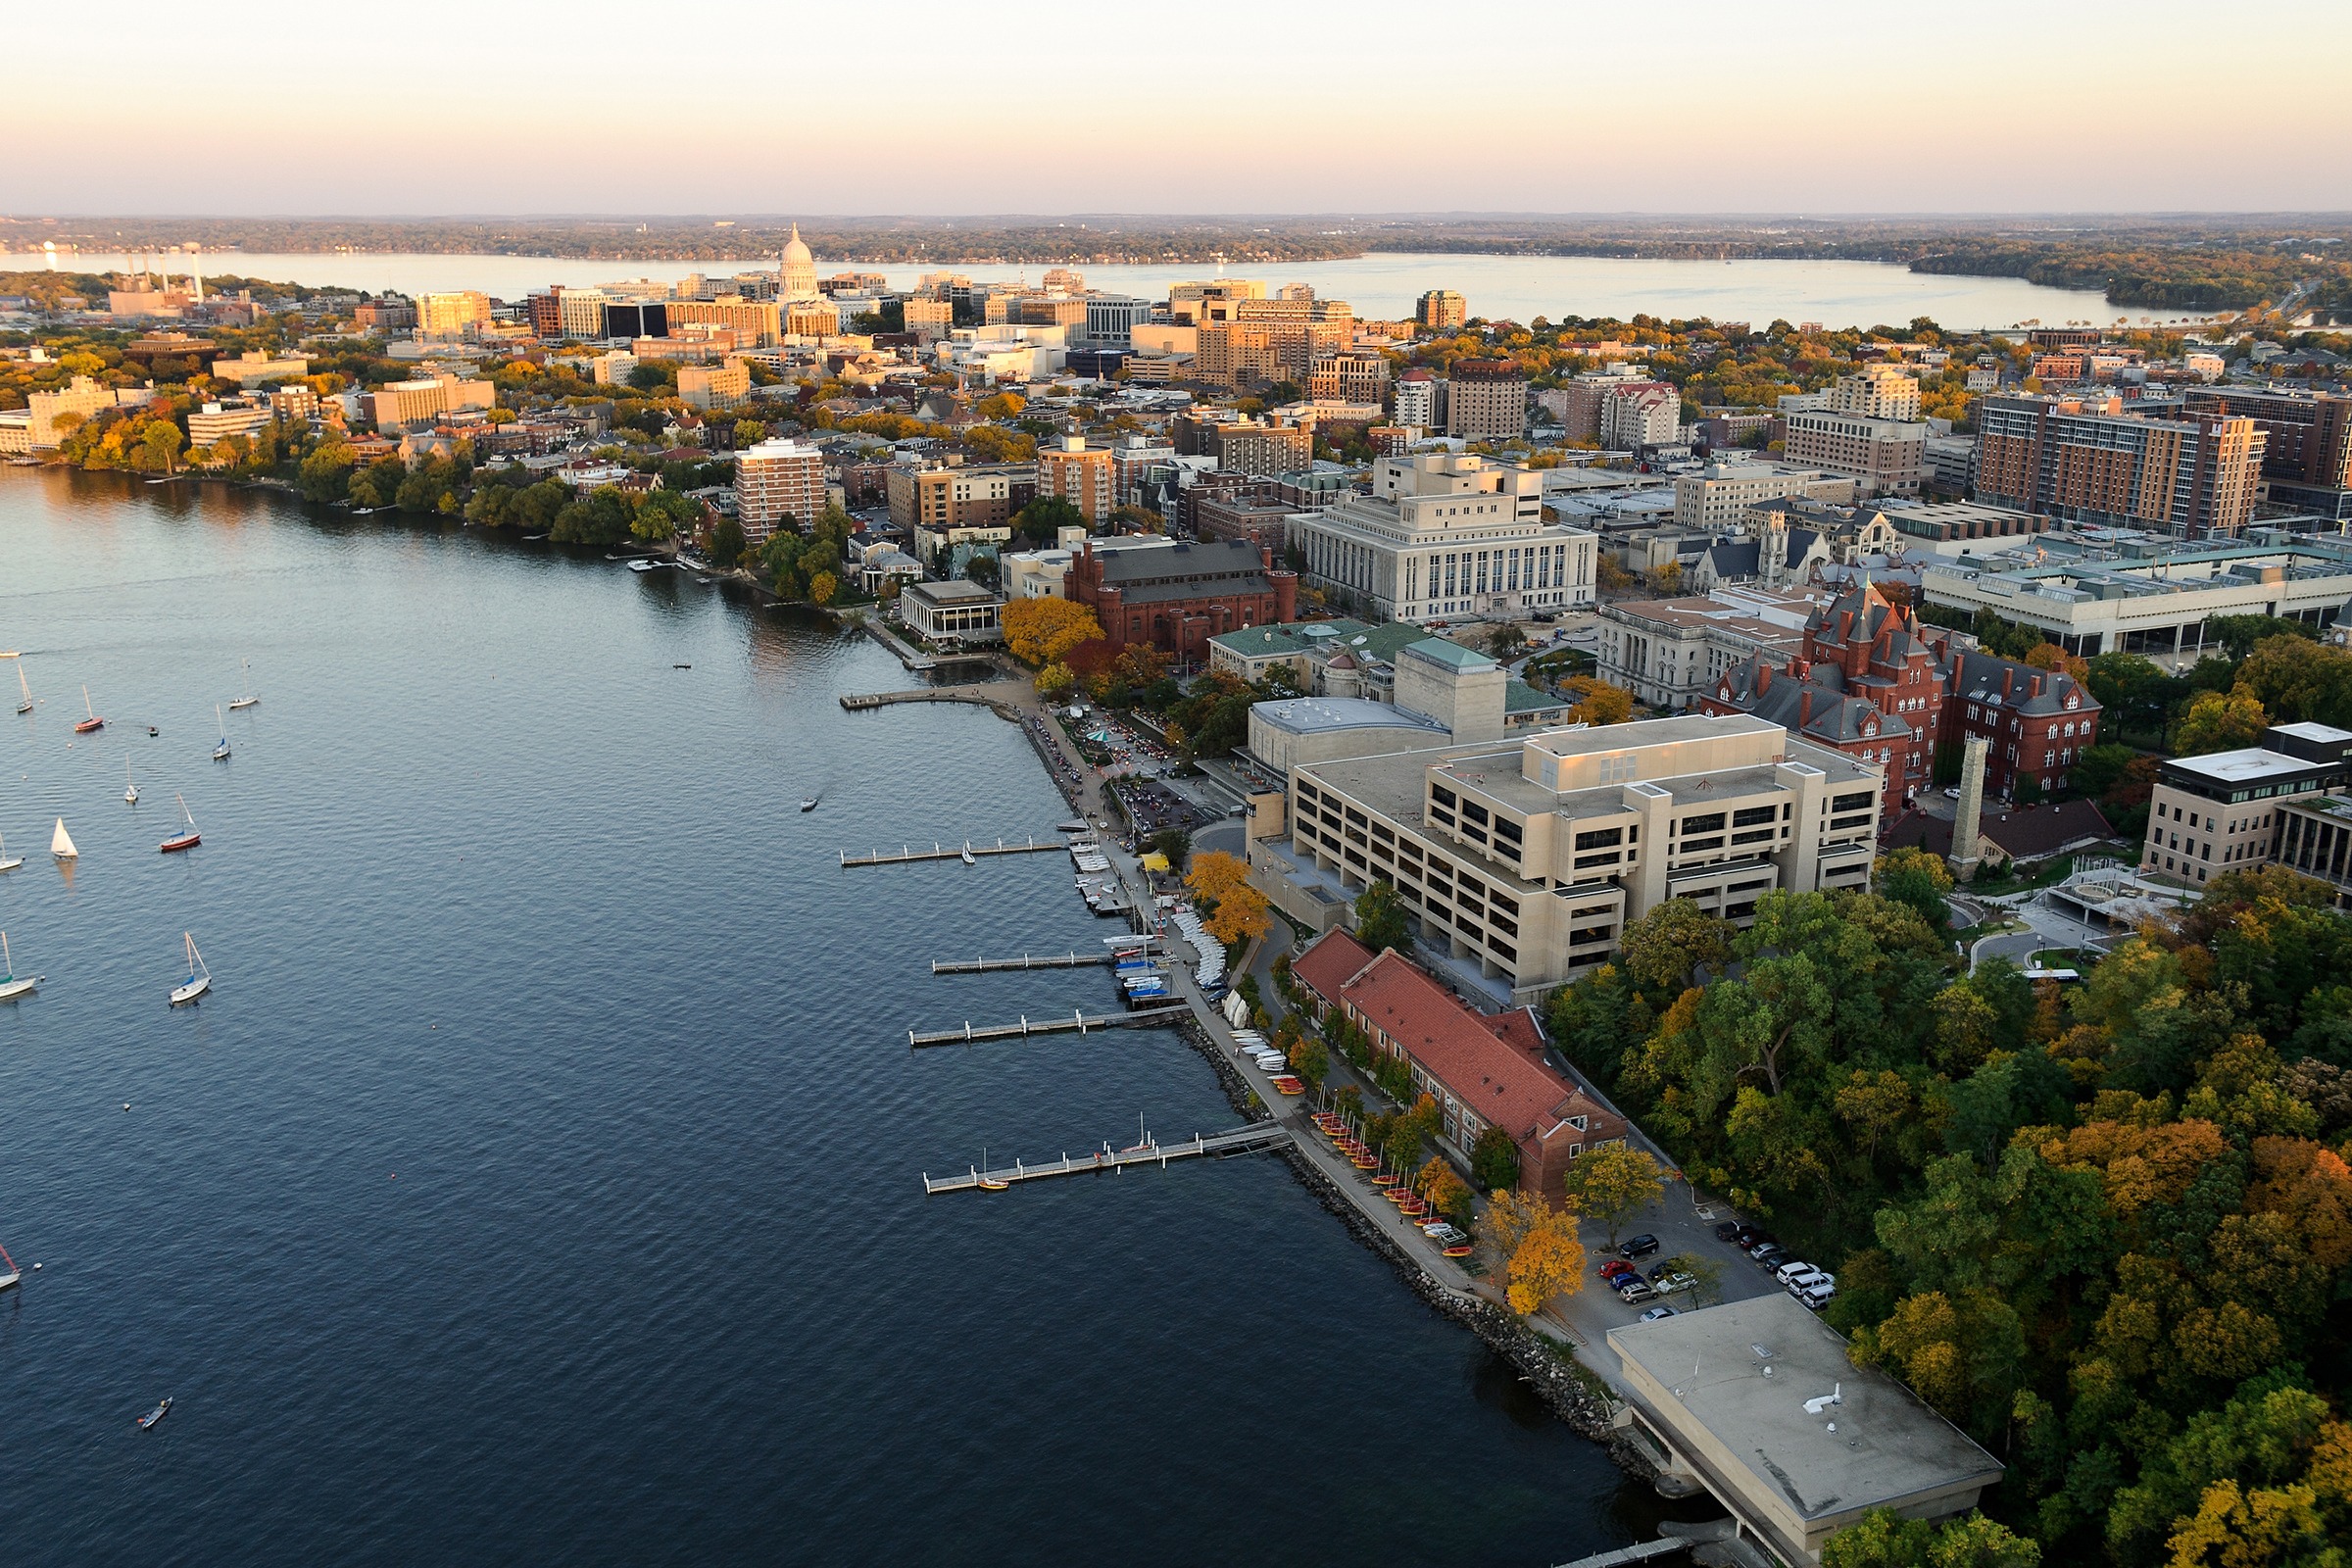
[839,837,1065,867]
[931,951,1127,974]
[908,1004,1190,1048]
[922,1122,1290,1194]
[1548,1541,1688,1568]
[840,688,1013,713]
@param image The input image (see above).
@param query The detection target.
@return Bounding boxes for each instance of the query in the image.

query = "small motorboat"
[800,798,818,812]
[136,1396,173,1431]
[627,559,656,573]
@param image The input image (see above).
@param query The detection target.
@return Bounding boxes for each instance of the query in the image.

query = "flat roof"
[2166,745,2324,783]
[1610,1295,2001,1527]
[1252,697,1449,738]
[903,578,1001,605]
[2273,720,2352,744]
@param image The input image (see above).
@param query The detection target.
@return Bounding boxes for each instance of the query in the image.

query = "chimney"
[1757,663,1772,694]
[2001,667,2015,700]
[1798,689,1814,727]
[2030,674,2044,699]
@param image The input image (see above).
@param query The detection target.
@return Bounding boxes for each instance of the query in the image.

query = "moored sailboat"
[50,818,77,860]
[13,662,30,715]
[0,932,38,1002]
[160,793,201,853]
[74,685,104,733]
[211,704,231,761]
[168,932,211,1005]
[0,832,20,873]
[124,758,140,805]
[228,660,260,710]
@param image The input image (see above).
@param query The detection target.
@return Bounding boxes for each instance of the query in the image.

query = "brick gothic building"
[1701,581,2099,808]
[1066,538,1298,661]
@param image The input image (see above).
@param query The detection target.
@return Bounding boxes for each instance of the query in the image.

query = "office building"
[1826,365,1921,420]
[362,373,495,429]
[887,461,1015,535]
[554,289,609,339]
[1307,351,1392,406]
[1195,297,1353,388]
[1036,436,1116,523]
[1065,538,1296,659]
[186,401,272,450]
[590,351,637,386]
[1672,463,1852,529]
[898,579,1004,644]
[1078,294,1152,349]
[416,291,493,338]
[1214,419,1314,478]
[1289,453,1595,623]
[1974,393,2264,540]
[784,298,840,338]
[1394,369,1442,429]
[2141,721,2352,891]
[1264,712,1883,1000]
[209,349,312,387]
[734,437,826,544]
[1596,585,1821,713]
[1781,392,1929,498]
[1446,359,1527,442]
[1416,289,1467,332]
[667,298,782,348]
[904,296,955,342]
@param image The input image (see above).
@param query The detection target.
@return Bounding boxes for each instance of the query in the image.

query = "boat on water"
[0,1240,20,1290]
[1117,1114,1155,1155]
[168,933,211,1005]
[124,758,140,805]
[74,685,104,734]
[959,844,976,865]
[627,559,657,573]
[0,833,20,873]
[211,704,231,761]
[50,818,77,860]
[0,932,38,1002]
[228,659,259,710]
[160,794,201,854]
[13,662,31,715]
[136,1396,173,1430]
[800,797,818,812]
[976,1147,1008,1191]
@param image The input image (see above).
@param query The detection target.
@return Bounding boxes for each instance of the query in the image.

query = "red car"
[1598,1259,1638,1282]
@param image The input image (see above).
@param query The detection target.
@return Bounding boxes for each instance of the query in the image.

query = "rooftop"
[2167,744,2335,784]
[903,578,1001,607]
[1252,697,1450,739]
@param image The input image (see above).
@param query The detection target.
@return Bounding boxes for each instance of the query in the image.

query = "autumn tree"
[1617,899,1733,992]
[1560,675,1634,725]
[1482,1189,1587,1315]
[2174,688,2268,756]
[1001,597,1105,667]
[1562,1142,1664,1246]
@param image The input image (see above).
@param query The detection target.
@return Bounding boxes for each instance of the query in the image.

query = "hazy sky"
[7,0,2348,216]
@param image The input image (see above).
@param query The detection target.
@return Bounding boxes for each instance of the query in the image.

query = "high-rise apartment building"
[886,461,1015,534]
[1597,379,1680,450]
[1827,366,1922,421]
[416,291,493,337]
[1213,419,1314,478]
[1974,394,2264,539]
[1417,289,1467,331]
[677,360,751,411]
[1394,369,1442,429]
[526,289,564,339]
[1307,351,1392,406]
[735,438,826,544]
[1196,297,1353,387]
[1036,436,1116,523]
[903,296,956,342]
[1446,359,1527,442]
[26,374,121,447]
[556,289,609,339]
[1781,408,1929,498]
[2180,387,2352,491]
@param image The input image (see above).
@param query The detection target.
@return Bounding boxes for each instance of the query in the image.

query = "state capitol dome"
[779,222,818,301]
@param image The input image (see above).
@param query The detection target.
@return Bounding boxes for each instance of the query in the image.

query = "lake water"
[1,248,2180,330]
[0,469,1665,1564]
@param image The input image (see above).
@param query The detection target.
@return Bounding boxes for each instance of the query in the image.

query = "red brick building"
[1291,931,1627,1201]
[1066,538,1297,662]
[1701,580,2099,808]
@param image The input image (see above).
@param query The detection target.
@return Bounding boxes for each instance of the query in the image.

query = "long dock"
[840,837,1065,867]
[1548,1542,1688,1568]
[931,952,1121,974]
[922,1122,1289,1194]
[840,688,1013,713]
[908,1004,1190,1047]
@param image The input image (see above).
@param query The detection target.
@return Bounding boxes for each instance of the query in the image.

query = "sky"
[5,0,2349,217]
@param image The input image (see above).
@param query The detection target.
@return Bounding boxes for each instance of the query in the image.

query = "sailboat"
[0,1240,20,1291]
[211,704,230,761]
[0,932,38,1002]
[228,660,259,710]
[124,758,140,805]
[160,793,201,853]
[168,933,211,1005]
[0,833,20,873]
[976,1147,1008,1192]
[13,662,30,715]
[800,796,818,812]
[74,685,104,734]
[50,818,77,860]
[960,842,977,865]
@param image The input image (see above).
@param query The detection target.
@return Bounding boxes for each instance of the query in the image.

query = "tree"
[1822,1510,2039,1568]
[1035,662,1077,700]
[1353,880,1409,955]
[1561,1142,1664,1245]
[1877,845,1955,928]
[1644,562,1682,595]
[2206,613,2319,662]
[1560,675,1634,725]
[1618,899,1733,992]
[1010,494,1084,544]
[1185,850,1250,908]
[1148,828,1192,869]
[709,515,747,570]
[1488,623,1528,660]
[1504,1214,1587,1315]
[807,569,838,606]
[1471,1127,1521,1192]
[2176,689,2268,756]
[1203,883,1271,947]
[1002,597,1104,667]
[141,418,185,475]
[2233,635,2352,728]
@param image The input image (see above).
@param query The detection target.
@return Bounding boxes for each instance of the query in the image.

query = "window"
[1832,791,1874,812]
[1574,827,1623,851]
[1732,806,1777,828]
[1680,812,1726,835]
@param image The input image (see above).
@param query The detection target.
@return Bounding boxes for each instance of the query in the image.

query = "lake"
[1,248,2180,330]
[0,469,1670,1565]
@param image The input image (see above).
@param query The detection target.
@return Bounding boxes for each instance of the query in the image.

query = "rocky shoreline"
[1168,1013,1655,1476]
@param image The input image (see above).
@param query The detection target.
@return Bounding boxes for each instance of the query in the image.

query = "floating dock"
[922,1123,1290,1194]
[839,838,1064,867]
[908,1004,1190,1048]
[1548,1542,1689,1568]
[931,952,1122,974]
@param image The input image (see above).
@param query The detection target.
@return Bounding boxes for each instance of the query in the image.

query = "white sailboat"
[0,832,20,873]
[0,932,38,1002]
[211,704,230,761]
[124,758,140,805]
[13,662,30,715]
[50,818,77,860]
[169,933,211,1005]
[228,660,259,710]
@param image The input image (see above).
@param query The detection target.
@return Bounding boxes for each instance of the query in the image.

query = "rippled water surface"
[0,471,1669,1564]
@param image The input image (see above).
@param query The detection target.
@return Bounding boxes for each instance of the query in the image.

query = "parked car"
[1639,1305,1679,1321]
[1775,1260,1823,1288]
[1735,1228,1775,1252]
[1645,1260,1684,1283]
[1750,1245,1788,1270]
[1598,1259,1639,1282]
[1616,1281,1658,1303]
[1789,1279,1837,1310]
[1713,1221,1745,1244]
[1944,785,1963,800]
[1619,1234,1661,1258]
[1652,1271,1698,1295]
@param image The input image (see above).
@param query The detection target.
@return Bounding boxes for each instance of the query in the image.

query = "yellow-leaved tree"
[1560,1141,1663,1247]
[1002,598,1103,667]
[1561,675,1633,726]
[1184,850,1250,907]
[1482,1189,1587,1314]
[1186,850,1269,946]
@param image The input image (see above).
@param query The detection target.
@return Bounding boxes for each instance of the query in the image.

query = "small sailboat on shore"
[168,933,211,1005]
[51,818,77,860]
[228,660,259,710]
[74,685,104,734]
[124,758,140,805]
[160,793,200,854]
[13,662,31,715]
[0,932,38,1002]
[211,704,230,761]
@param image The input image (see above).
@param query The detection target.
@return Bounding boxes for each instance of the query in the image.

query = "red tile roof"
[1292,927,1376,1005]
